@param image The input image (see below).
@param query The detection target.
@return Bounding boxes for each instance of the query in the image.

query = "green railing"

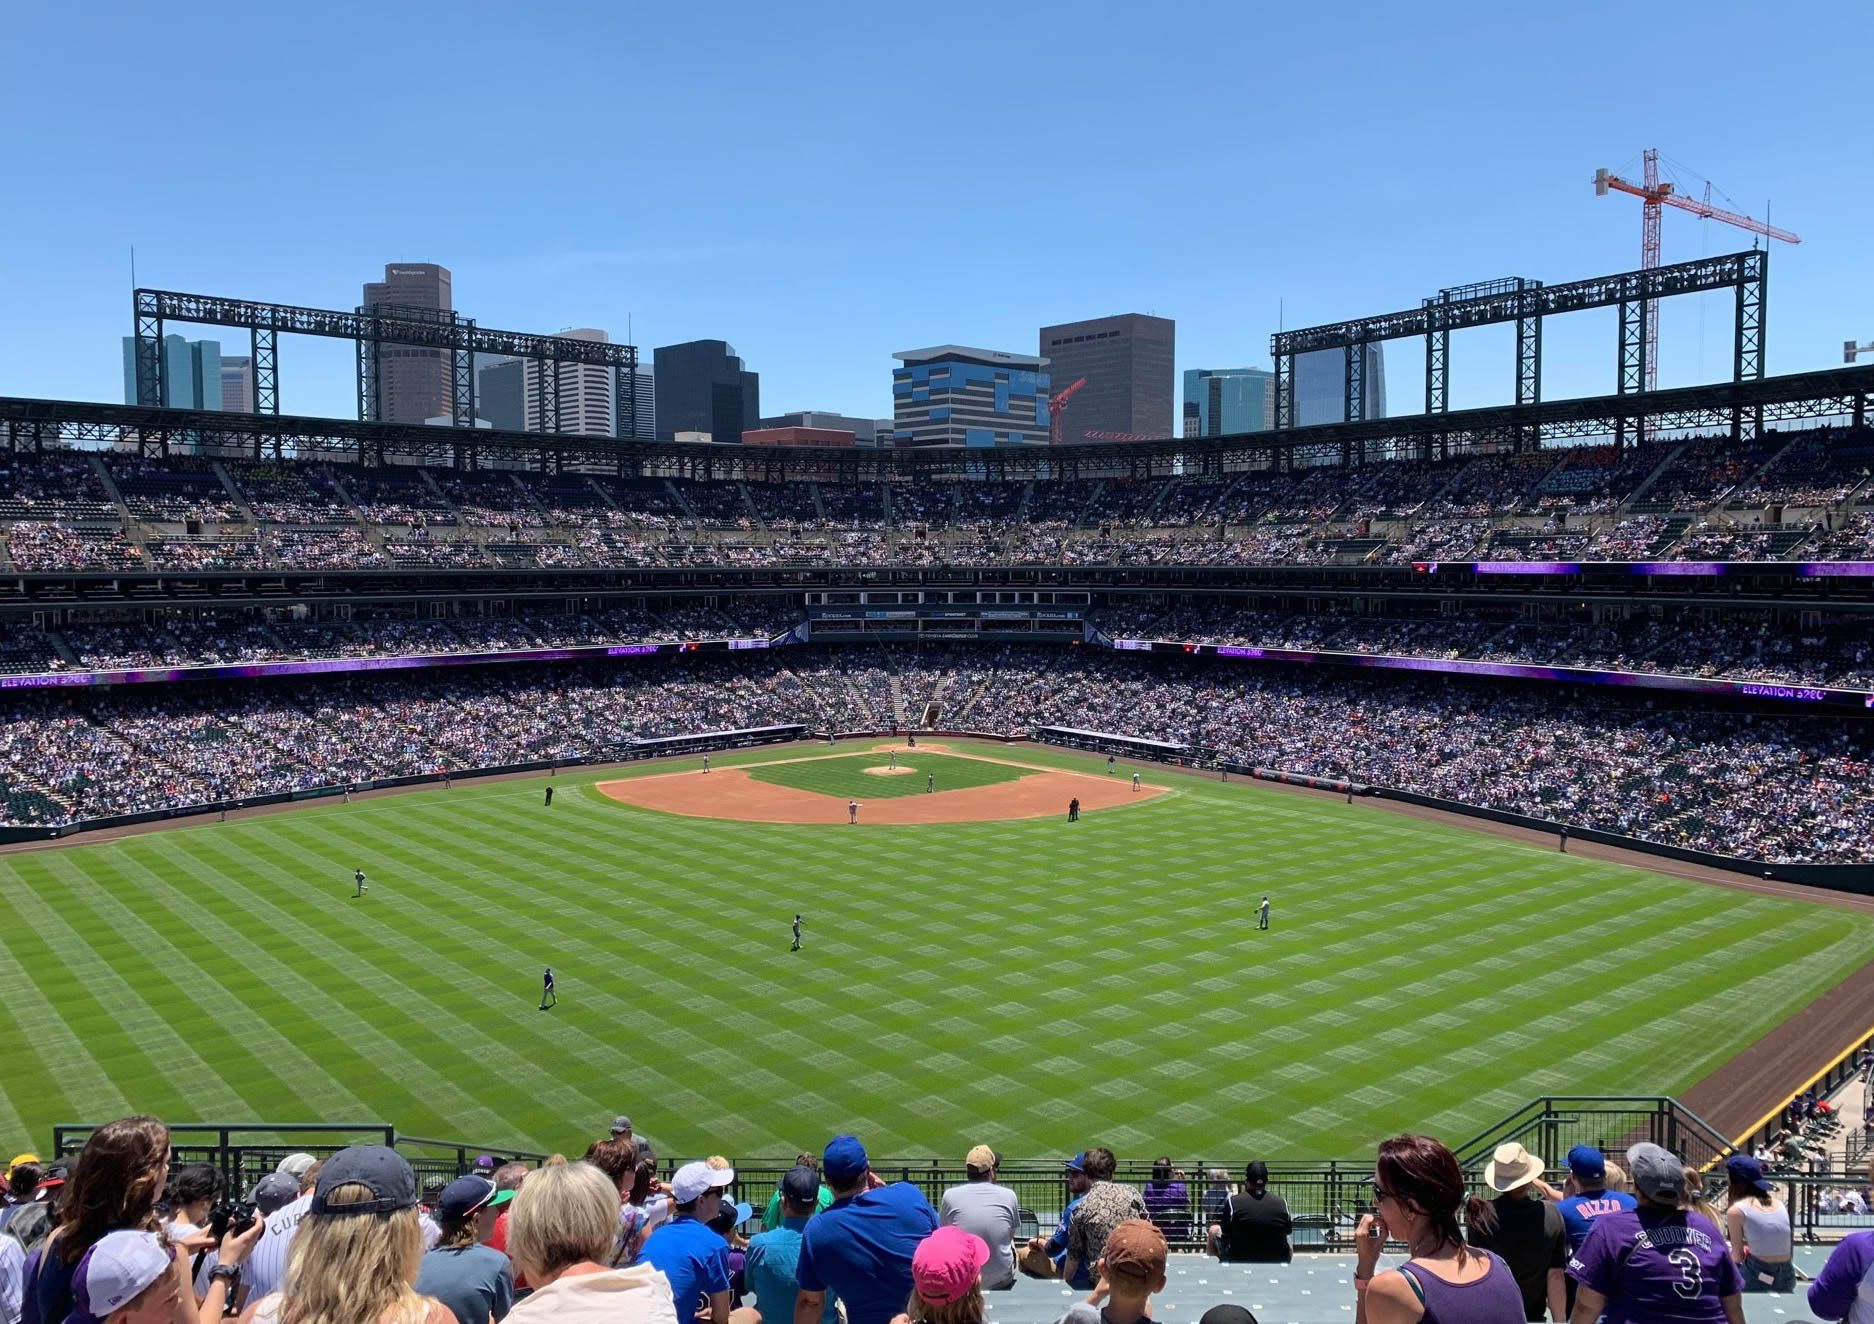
[50,1096,1868,1249]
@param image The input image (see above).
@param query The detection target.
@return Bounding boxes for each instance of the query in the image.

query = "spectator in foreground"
[1141,1160,1189,1242]
[1469,1143,1566,1323]
[1353,1133,1522,1324]
[937,1148,1018,1291]
[1550,1145,1633,1317]
[745,1168,836,1324]
[503,1160,676,1324]
[893,1227,986,1324]
[795,1134,937,1324]
[1197,1308,1260,1324]
[240,1145,452,1324]
[27,1115,188,1324]
[413,1176,515,1324]
[1721,1154,1792,1294]
[73,1230,183,1324]
[637,1163,733,1324]
[239,1155,324,1305]
[1054,1219,1167,1324]
[1061,1149,1147,1291]
[160,1165,223,1243]
[1209,1162,1292,1264]
[5,1161,67,1255]
[1565,1143,1742,1324]
[580,1140,647,1266]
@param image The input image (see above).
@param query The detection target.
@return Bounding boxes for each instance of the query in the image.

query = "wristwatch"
[210,1265,241,1284]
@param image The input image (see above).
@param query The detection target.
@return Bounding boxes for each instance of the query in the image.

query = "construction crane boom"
[1594,148,1800,393]
[1047,376,1087,444]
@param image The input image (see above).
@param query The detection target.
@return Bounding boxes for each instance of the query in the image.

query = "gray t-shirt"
[414,1243,515,1324]
[938,1181,1020,1290]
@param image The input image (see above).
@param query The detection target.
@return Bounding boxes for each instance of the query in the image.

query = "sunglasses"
[1370,1181,1392,1205]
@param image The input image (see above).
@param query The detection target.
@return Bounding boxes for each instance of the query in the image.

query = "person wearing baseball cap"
[937,1147,1018,1291]
[638,1161,735,1324]
[759,1154,832,1232]
[746,1167,838,1324]
[1023,1153,1094,1287]
[1722,1153,1793,1294]
[73,1230,179,1324]
[1566,1143,1743,1323]
[1469,1143,1567,1324]
[903,1226,988,1323]
[796,1135,937,1324]
[244,1145,452,1324]
[1551,1144,1633,1316]
[1057,1219,1167,1324]
[414,1176,516,1324]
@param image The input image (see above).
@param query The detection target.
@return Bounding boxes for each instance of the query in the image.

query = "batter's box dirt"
[594,746,1167,824]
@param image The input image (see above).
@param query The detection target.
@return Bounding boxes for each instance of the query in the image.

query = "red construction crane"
[1047,376,1087,445]
[1595,148,1801,391]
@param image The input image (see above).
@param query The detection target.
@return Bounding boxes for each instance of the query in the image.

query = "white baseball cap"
[79,1231,172,1316]
[669,1161,735,1204]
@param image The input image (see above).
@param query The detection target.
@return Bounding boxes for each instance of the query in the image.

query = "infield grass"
[746,751,1027,799]
[0,739,1867,1162]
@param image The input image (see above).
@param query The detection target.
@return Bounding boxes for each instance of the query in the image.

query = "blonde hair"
[901,1285,984,1324]
[507,1160,618,1282]
[1603,1161,1630,1193]
[1684,1175,1723,1227]
[281,1183,426,1324]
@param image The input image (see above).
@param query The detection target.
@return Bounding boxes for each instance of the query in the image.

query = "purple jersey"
[1566,1206,1742,1324]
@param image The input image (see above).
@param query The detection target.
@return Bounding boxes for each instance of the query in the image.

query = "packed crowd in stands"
[5,426,1874,570]
[0,648,1869,862]
[7,1100,1865,1324]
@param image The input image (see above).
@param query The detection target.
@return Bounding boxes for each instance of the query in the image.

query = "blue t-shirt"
[745,1219,839,1324]
[1557,1188,1637,1252]
[413,1243,515,1324]
[1045,1195,1090,1289]
[795,1183,938,1324]
[640,1215,732,1324]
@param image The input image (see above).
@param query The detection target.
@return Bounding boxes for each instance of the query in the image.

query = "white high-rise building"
[524,328,615,436]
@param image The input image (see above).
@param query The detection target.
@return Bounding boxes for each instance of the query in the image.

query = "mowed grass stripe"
[1,746,1870,1157]
[747,752,1026,799]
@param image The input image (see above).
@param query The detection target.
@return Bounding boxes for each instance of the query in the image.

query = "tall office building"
[524,329,615,436]
[653,340,758,443]
[1037,313,1174,441]
[621,363,654,439]
[476,357,526,431]
[360,263,453,424]
[892,346,1050,447]
[121,335,222,409]
[1183,367,1274,437]
[1293,345,1387,426]
[219,356,254,412]
[759,410,887,446]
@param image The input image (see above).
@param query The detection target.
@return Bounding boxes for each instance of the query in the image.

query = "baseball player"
[848,800,860,824]
[1132,771,1141,793]
[353,868,368,898]
[791,914,803,951]
[1258,896,1271,931]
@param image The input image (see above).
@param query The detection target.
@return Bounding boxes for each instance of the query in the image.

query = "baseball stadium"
[7,69,1874,1323]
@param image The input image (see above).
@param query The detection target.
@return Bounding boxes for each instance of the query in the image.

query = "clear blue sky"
[1,0,1864,427]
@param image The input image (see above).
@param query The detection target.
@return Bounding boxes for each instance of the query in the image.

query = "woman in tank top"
[1721,1154,1793,1293]
[1352,1134,1523,1324]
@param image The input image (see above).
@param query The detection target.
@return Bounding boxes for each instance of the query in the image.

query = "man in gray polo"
[938,1145,1018,1290]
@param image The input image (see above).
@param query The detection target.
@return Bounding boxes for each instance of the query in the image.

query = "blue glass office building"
[891,345,1051,446]
[121,335,222,409]
[1183,367,1274,437]
[1293,345,1386,426]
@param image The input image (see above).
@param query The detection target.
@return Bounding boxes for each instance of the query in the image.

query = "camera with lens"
[208,1199,258,1243]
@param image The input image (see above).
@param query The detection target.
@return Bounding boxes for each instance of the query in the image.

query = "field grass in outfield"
[0,739,1867,1160]
[746,751,1027,799]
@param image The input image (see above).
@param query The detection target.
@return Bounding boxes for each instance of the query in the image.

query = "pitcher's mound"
[864,766,916,776]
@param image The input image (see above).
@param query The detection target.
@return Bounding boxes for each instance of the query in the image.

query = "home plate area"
[595,743,1167,824]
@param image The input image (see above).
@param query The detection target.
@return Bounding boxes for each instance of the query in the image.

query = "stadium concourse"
[1,647,1870,864]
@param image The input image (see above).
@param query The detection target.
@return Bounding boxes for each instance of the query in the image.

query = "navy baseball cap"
[1566,1145,1606,1182]
[822,1135,868,1183]
[1063,1152,1088,1174]
[780,1165,821,1205]
[1725,1153,1772,1195]
[436,1175,503,1220]
[311,1145,417,1215]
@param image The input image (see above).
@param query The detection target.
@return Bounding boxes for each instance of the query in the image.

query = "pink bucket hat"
[911,1226,990,1304]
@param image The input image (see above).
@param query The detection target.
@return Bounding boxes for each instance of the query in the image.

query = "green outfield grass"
[0,739,1867,1163]
[746,750,1027,799]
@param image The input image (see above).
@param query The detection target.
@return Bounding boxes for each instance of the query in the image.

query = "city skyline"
[5,2,1865,426]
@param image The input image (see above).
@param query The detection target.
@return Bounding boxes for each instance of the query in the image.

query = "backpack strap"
[1396,1265,1427,1306]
